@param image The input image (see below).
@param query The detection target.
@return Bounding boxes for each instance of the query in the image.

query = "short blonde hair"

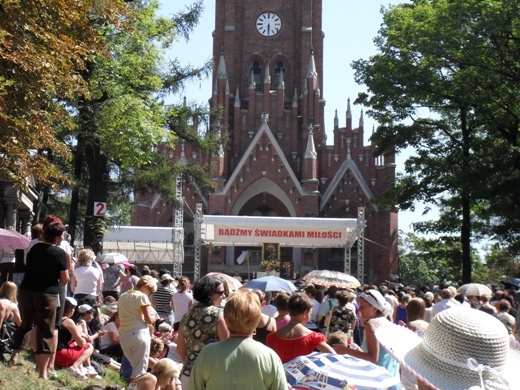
[152,358,180,381]
[77,248,95,267]
[224,289,261,335]
[136,275,157,294]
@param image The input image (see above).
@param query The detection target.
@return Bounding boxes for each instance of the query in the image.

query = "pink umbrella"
[0,228,30,250]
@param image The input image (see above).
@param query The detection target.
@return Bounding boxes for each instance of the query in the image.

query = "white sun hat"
[376,307,520,390]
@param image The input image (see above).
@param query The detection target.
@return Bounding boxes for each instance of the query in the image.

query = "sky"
[160,0,433,233]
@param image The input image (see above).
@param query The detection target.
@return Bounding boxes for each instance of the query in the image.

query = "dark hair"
[42,222,66,243]
[192,275,223,306]
[288,292,313,316]
[303,284,317,298]
[406,297,426,322]
[177,276,190,293]
[141,266,151,276]
[64,298,76,313]
[128,265,138,276]
[31,223,43,240]
[326,286,338,298]
[275,291,290,311]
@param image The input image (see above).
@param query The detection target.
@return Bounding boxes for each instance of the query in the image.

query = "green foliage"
[399,231,462,286]
[353,0,520,282]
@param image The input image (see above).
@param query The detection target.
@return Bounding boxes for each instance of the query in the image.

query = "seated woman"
[266,292,335,363]
[55,297,96,379]
[131,357,182,390]
[99,311,123,362]
[77,304,108,348]
[76,304,121,371]
[0,281,21,327]
[190,289,287,389]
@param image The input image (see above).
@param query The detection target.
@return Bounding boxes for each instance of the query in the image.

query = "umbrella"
[206,272,243,292]
[245,275,297,292]
[0,228,31,250]
[457,283,492,297]
[506,278,520,289]
[95,252,129,264]
[284,352,401,390]
[302,270,360,289]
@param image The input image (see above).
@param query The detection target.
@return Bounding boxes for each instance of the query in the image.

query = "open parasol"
[95,252,129,265]
[302,269,360,289]
[245,275,297,292]
[457,283,492,297]
[206,272,243,292]
[0,228,31,250]
[284,352,401,390]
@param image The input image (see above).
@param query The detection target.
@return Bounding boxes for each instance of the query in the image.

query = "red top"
[266,331,326,363]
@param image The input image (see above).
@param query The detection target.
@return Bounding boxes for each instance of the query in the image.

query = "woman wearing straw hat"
[376,306,520,390]
[333,289,399,378]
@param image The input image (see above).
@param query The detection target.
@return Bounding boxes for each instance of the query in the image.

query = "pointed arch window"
[273,61,286,89]
[251,61,263,91]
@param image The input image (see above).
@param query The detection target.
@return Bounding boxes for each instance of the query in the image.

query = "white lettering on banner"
[214,224,344,245]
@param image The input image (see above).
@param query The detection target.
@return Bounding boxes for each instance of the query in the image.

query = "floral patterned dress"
[180,303,223,377]
[328,304,356,334]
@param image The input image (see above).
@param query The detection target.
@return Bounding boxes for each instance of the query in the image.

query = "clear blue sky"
[161,1,431,232]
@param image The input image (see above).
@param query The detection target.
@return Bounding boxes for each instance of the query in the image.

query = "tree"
[66,0,217,252]
[353,0,520,283]
[0,0,127,188]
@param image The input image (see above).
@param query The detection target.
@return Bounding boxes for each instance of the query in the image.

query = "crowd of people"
[0,218,519,389]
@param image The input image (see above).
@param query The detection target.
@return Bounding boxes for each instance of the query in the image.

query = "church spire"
[305,125,317,159]
[306,48,318,79]
[217,48,227,79]
[277,68,285,90]
[346,98,352,119]
[292,86,298,108]
[249,70,256,89]
[264,60,271,84]
[234,85,240,108]
[359,109,364,127]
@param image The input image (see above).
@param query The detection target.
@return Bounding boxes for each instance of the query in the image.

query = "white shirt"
[1,247,15,264]
[432,298,461,317]
[99,321,119,350]
[310,298,321,323]
[73,266,102,295]
[172,291,193,323]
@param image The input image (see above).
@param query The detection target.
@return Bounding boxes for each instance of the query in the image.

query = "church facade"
[132,0,398,283]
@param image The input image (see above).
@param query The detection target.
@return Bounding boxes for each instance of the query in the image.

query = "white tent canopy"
[200,215,360,248]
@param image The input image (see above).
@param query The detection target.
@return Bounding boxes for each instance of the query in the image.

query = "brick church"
[132,0,398,283]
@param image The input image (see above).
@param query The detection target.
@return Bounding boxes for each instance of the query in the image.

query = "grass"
[1,350,127,390]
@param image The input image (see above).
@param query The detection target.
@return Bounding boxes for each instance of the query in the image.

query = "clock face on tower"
[256,12,281,37]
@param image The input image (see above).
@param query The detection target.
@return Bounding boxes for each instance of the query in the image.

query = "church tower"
[132,0,398,283]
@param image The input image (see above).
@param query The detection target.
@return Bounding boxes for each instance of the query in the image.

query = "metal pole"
[357,207,366,284]
[194,203,203,281]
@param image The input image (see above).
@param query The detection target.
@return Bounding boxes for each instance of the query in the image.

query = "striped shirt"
[153,286,174,313]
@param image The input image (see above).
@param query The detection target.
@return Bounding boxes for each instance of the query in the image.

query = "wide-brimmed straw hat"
[376,307,520,390]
